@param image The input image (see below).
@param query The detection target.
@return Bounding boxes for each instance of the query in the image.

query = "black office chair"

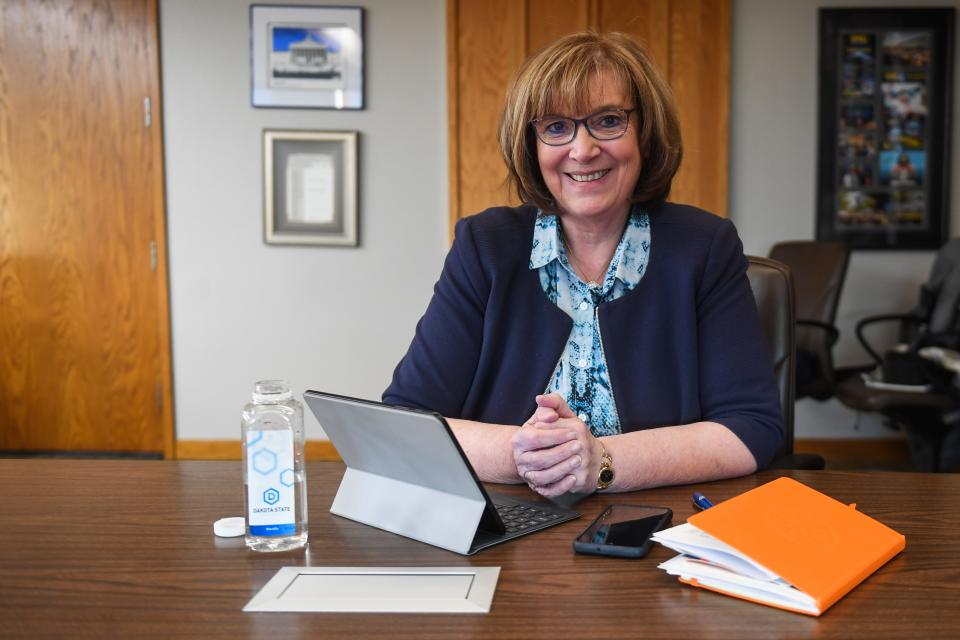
[746,256,825,470]
[768,241,851,401]
[835,239,960,472]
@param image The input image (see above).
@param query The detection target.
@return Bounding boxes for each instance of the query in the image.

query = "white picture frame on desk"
[243,566,501,613]
[263,129,358,247]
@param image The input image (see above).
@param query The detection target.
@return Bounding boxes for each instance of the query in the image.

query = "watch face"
[599,467,614,484]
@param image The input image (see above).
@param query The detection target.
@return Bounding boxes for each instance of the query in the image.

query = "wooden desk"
[1,461,957,639]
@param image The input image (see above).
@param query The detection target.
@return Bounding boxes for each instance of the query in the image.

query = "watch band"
[596,443,614,491]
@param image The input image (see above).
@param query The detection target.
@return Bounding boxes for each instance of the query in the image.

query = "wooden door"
[0,0,173,455]
[447,0,730,231]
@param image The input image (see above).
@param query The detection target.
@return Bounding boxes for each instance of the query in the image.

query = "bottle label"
[246,429,296,537]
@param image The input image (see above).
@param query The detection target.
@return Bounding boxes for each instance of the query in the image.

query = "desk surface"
[1,460,958,639]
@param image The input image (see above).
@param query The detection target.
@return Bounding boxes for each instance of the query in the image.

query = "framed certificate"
[251,5,365,109]
[817,8,954,249]
[263,130,358,246]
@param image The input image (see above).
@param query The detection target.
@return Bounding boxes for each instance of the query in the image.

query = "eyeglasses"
[531,108,636,146]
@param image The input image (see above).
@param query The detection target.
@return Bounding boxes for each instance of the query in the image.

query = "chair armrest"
[855,313,925,364]
[834,363,875,383]
[797,319,840,347]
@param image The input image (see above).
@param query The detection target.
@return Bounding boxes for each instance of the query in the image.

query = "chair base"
[902,422,960,473]
[769,453,826,470]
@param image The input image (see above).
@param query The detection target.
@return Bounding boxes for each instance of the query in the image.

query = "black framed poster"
[817,8,954,249]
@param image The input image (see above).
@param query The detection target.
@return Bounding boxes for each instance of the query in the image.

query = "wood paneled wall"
[447,0,730,232]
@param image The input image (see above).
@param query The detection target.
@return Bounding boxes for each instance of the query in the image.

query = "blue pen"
[692,491,714,511]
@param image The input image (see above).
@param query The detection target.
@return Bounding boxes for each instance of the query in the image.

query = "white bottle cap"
[252,379,293,403]
[214,516,246,538]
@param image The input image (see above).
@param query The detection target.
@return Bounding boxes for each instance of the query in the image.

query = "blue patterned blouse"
[529,209,651,436]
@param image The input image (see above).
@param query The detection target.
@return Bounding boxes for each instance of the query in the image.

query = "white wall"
[160,0,448,440]
[732,0,960,438]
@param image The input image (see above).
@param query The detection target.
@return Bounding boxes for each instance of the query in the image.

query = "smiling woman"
[534,77,642,240]
[383,31,782,499]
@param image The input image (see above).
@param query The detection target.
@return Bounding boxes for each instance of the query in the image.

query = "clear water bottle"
[241,380,308,552]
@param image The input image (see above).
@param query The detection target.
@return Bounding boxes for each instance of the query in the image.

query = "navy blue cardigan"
[383,203,784,468]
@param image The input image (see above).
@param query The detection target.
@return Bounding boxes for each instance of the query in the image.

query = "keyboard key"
[494,501,561,533]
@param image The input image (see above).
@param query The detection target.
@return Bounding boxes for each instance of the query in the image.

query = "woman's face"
[536,71,641,225]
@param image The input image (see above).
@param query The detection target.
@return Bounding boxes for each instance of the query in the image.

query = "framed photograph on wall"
[251,5,365,109]
[263,130,358,246]
[817,8,954,249]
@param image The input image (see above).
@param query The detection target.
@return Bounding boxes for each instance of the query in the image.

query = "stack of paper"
[652,477,905,616]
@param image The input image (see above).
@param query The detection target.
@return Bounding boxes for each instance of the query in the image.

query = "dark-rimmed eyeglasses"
[531,108,636,146]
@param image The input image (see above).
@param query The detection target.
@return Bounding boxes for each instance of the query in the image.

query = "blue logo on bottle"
[252,448,278,475]
[263,487,280,505]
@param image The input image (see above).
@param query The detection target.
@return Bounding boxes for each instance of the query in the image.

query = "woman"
[384,32,782,497]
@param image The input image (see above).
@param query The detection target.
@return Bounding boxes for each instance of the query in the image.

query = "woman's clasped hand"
[513,394,604,497]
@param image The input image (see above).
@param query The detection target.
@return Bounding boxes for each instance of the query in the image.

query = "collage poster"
[835,30,931,231]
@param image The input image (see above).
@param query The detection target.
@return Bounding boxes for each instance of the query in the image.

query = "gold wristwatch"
[596,443,614,491]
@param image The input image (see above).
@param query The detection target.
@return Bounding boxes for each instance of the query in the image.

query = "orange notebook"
[653,477,905,616]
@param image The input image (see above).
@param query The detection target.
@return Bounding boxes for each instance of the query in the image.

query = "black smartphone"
[572,504,672,558]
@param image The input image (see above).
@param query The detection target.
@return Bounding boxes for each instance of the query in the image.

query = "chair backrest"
[768,241,850,399]
[746,256,795,459]
[915,237,960,338]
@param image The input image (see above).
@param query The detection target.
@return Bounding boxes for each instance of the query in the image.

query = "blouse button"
[579,300,589,311]
[578,413,589,423]
[577,358,588,368]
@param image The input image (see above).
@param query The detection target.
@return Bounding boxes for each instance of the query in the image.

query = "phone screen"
[576,505,671,549]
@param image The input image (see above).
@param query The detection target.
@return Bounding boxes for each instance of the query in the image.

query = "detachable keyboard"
[494,502,565,533]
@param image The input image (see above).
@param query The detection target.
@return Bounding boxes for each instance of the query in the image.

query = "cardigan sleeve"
[695,219,785,468]
[382,217,488,416]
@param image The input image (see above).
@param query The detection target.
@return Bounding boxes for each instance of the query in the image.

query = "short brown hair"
[498,31,682,212]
